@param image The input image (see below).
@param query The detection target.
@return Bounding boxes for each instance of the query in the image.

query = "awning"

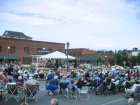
[0,56,4,59]
[80,57,105,62]
[0,56,19,60]
[8,56,19,59]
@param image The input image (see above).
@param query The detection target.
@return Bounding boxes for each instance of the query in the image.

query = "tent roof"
[39,51,75,59]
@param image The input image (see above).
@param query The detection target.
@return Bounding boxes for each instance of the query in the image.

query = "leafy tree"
[130,56,137,66]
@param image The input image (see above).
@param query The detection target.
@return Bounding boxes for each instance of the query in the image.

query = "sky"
[0,0,140,51]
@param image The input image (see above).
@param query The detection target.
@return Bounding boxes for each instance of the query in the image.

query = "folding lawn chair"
[66,87,78,100]
[79,86,89,100]
[24,84,38,102]
[6,83,19,102]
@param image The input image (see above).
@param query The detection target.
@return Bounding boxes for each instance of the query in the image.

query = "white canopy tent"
[32,51,75,72]
[39,51,75,59]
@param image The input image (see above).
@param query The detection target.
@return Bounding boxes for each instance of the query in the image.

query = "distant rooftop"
[1,30,32,40]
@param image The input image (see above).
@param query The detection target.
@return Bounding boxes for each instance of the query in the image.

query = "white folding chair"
[6,84,19,102]
[79,86,89,100]
[66,88,78,100]
[24,84,38,102]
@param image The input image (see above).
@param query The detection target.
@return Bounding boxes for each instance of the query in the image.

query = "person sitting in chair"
[108,79,116,94]
[24,77,39,91]
[59,76,69,93]
[47,75,59,95]
[16,76,24,87]
[66,79,78,96]
[76,78,84,89]
[23,77,39,98]
[47,71,54,81]
[102,80,108,94]
[125,80,140,98]
[59,76,69,84]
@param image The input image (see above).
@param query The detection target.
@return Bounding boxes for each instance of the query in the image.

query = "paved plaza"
[0,81,140,105]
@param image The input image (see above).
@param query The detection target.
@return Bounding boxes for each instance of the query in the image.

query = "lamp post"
[42,47,45,55]
[43,47,45,50]
[4,36,6,61]
[66,42,70,72]
[8,46,10,62]
[104,55,107,65]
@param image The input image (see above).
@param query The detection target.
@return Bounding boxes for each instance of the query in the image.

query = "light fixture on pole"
[42,48,46,55]
[66,42,70,72]
[4,36,6,61]
[8,46,10,62]
[43,48,45,50]
[104,55,107,65]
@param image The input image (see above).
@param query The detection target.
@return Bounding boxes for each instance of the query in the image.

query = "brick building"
[69,48,96,59]
[69,48,114,64]
[0,31,65,64]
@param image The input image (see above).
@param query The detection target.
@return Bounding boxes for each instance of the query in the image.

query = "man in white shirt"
[125,80,140,98]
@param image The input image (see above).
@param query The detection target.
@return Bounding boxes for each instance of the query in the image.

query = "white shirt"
[131,84,140,92]
[6,82,16,89]
[127,84,140,93]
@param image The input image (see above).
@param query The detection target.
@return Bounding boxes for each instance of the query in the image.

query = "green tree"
[130,56,137,66]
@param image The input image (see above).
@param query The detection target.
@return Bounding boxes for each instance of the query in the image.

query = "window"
[24,47,29,54]
[0,46,2,53]
[37,48,42,52]
[73,52,76,56]
[9,46,16,53]
[78,52,81,57]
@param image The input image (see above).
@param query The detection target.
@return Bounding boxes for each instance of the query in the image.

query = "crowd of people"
[42,64,140,105]
[0,62,140,105]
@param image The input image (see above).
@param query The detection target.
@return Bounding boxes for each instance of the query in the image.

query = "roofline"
[32,40,65,45]
[3,30,32,39]
[0,37,65,45]
[69,48,86,50]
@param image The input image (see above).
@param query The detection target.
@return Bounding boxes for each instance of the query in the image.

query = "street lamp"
[3,36,6,61]
[66,42,70,72]
[43,48,45,50]
[8,46,10,62]
[104,55,107,65]
[42,48,46,55]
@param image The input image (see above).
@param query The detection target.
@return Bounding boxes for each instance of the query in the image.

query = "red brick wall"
[0,38,65,64]
[69,48,114,60]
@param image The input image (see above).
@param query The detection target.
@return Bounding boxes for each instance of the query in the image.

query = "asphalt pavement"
[0,81,140,105]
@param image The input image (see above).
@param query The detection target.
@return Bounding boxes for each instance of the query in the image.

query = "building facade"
[69,48,114,64]
[69,48,96,59]
[0,31,65,64]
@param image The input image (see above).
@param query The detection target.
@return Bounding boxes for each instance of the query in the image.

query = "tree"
[130,56,137,66]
